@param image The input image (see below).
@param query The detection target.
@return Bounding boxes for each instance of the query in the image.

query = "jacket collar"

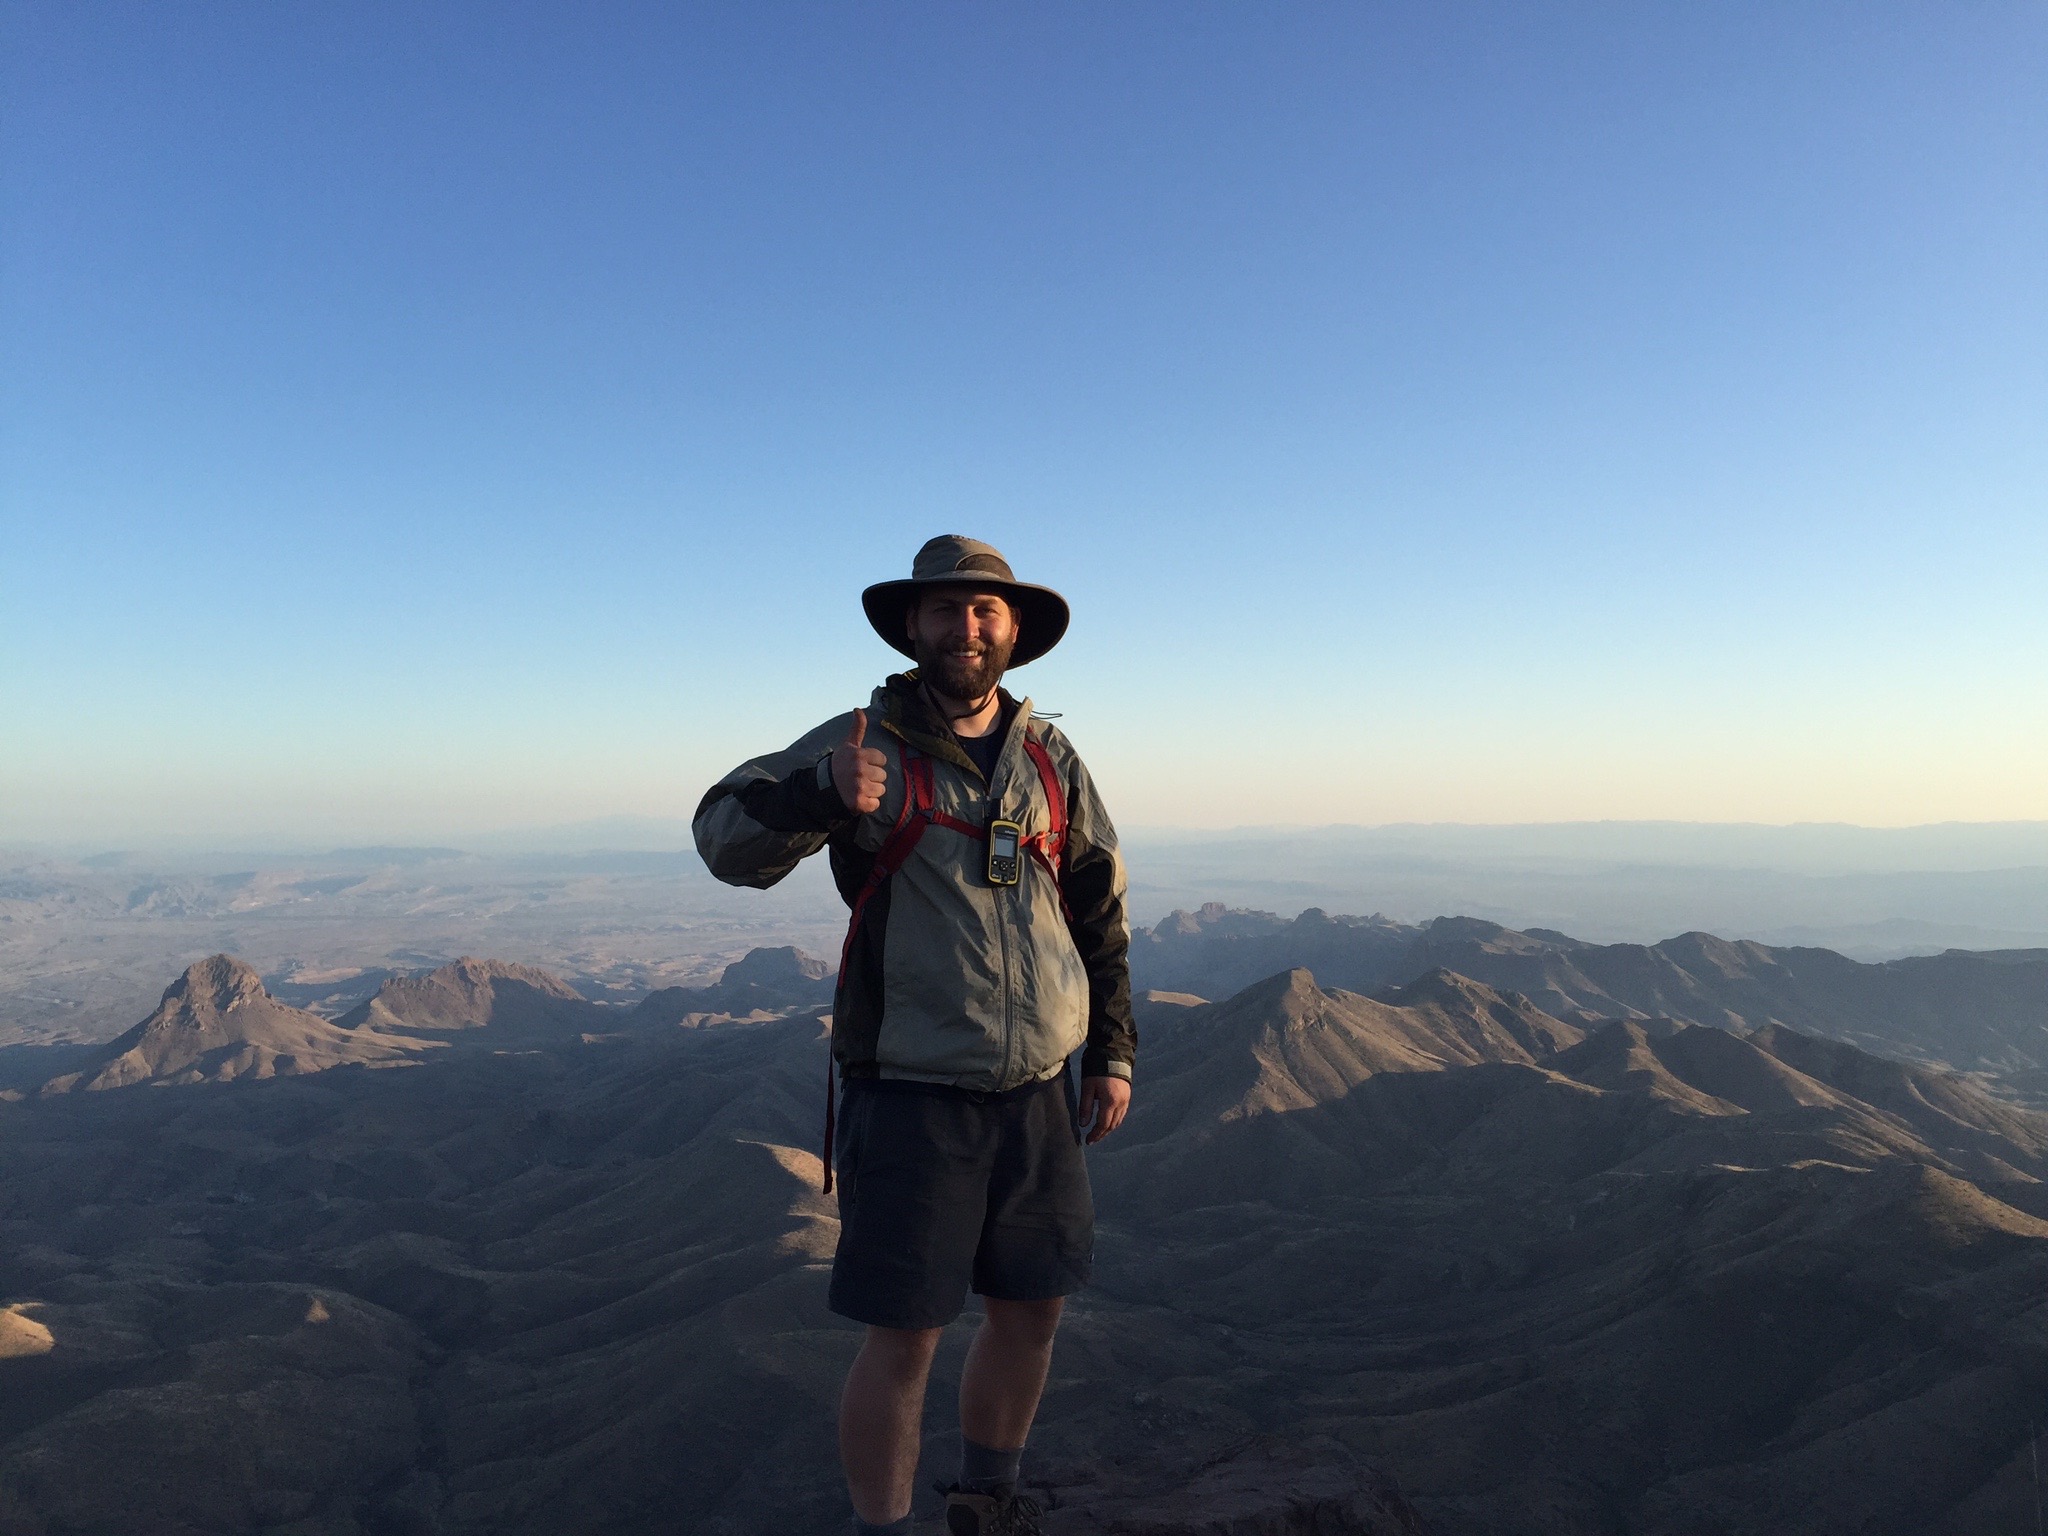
[875,671,1031,780]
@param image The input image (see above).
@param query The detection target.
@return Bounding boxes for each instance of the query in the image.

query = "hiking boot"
[934,1482,1045,1536]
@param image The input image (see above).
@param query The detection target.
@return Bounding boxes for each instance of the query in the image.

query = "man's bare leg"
[958,1297,1063,1453]
[841,1324,944,1524]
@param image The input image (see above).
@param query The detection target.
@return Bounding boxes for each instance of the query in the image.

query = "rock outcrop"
[336,955,600,1035]
[41,955,435,1092]
[633,945,835,1027]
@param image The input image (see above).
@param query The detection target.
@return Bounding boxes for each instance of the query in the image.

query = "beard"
[913,629,1014,704]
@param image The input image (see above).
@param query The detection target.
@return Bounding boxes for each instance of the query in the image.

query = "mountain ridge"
[39,955,438,1093]
[336,955,600,1035]
[1135,906,2048,1074]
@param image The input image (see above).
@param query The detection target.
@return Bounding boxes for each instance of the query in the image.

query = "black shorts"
[828,1071,1095,1330]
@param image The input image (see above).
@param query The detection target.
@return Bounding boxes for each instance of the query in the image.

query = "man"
[694,535,1135,1536]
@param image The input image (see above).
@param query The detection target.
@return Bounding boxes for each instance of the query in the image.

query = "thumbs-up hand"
[831,709,889,815]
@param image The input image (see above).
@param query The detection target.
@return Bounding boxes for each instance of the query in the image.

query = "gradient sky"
[4,2,2044,844]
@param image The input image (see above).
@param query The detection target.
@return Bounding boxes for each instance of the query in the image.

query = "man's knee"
[859,1323,944,1378]
[980,1297,1063,1349]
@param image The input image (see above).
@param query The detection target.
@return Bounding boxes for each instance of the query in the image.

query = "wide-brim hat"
[861,535,1071,668]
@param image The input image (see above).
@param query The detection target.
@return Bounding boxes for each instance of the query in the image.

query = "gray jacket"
[693,672,1135,1091]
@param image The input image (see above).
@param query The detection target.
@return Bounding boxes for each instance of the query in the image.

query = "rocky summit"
[336,955,606,1037]
[631,943,837,1028]
[37,955,438,1093]
[4,927,2048,1533]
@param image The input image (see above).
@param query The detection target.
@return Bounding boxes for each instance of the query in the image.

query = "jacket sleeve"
[693,715,857,889]
[1053,736,1136,1081]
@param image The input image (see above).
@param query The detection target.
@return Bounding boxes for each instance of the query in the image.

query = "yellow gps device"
[987,820,1023,886]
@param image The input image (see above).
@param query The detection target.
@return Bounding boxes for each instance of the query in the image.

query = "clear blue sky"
[4,2,2043,844]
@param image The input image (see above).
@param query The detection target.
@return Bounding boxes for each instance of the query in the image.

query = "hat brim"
[861,577,1070,668]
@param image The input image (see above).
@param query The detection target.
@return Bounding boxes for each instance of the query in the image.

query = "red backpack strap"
[836,746,930,970]
[1022,736,1068,869]
[1021,736,1073,922]
[826,743,932,1192]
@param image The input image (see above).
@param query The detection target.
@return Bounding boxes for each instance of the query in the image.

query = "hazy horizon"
[11,814,2048,862]
[10,820,2047,985]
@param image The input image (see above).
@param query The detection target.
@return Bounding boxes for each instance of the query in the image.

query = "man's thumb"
[846,708,867,749]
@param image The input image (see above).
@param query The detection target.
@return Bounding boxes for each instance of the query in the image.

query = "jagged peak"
[408,956,581,998]
[162,954,268,1011]
[721,946,833,985]
[1150,904,1288,939]
[1233,966,1322,1004]
[1211,968,1328,1035]
[334,955,589,1034]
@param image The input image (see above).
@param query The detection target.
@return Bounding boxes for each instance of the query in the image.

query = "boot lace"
[987,1493,1044,1536]
[937,1483,1046,1536]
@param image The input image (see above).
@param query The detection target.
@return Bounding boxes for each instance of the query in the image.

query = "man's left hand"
[1076,1076,1131,1144]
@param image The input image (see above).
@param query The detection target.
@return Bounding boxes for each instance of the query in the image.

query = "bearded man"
[694,535,1135,1536]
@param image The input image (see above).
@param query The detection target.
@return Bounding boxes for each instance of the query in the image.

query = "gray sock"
[851,1516,912,1535]
[960,1435,1025,1495]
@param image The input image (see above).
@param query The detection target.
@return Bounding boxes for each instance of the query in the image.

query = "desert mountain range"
[1137,904,2048,1075]
[38,955,441,1093]
[6,913,2048,1532]
[10,948,840,1100]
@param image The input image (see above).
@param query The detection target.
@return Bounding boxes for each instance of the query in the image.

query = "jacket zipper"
[995,871,1014,1086]
[950,704,1029,1089]
[988,755,1015,1086]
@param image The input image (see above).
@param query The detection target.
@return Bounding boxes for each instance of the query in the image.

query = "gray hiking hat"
[861,535,1071,667]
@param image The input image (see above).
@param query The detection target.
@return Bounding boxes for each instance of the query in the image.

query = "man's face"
[907,587,1018,701]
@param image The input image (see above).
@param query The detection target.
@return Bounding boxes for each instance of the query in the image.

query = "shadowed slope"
[1546,1017,1835,1118]
[1110,968,1592,1211]
[1128,967,1582,1146]
[1080,966,2048,1535]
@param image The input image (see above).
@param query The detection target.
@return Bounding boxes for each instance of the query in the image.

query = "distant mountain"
[1132,903,1418,997]
[633,945,834,1028]
[1121,821,2048,956]
[40,955,437,1092]
[29,956,616,1096]
[461,815,698,853]
[1110,955,2048,1219]
[336,956,603,1036]
[1134,907,2048,1074]
[1406,924,2048,1073]
[1133,967,1580,1135]
[324,846,465,863]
